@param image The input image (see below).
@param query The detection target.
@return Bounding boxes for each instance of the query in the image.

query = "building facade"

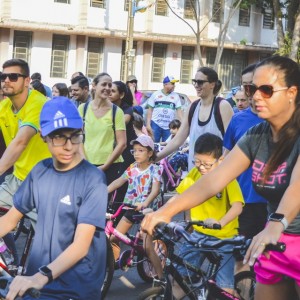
[0,0,278,98]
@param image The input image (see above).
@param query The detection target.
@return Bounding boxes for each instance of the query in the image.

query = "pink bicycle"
[103,203,168,296]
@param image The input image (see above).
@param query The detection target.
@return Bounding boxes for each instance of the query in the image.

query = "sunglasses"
[243,84,289,98]
[192,79,209,87]
[128,80,137,84]
[0,73,27,82]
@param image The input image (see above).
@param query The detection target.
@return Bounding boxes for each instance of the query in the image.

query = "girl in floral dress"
[108,134,163,279]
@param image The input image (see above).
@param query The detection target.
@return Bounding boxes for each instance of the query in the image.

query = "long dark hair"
[197,67,222,95]
[258,56,300,178]
[113,81,133,106]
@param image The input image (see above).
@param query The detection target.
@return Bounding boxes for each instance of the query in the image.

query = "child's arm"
[204,202,243,228]
[0,207,23,237]
[6,223,96,299]
[108,177,127,194]
[136,181,161,211]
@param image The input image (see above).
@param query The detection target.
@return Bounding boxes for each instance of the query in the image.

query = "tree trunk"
[289,4,300,61]
[272,0,284,49]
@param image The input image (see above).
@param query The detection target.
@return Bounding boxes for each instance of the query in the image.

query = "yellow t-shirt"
[0,90,51,181]
[78,103,126,165]
[176,167,244,239]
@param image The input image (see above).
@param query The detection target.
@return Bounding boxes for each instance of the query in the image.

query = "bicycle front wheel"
[137,239,168,282]
[234,270,256,300]
[138,286,164,300]
[101,237,115,298]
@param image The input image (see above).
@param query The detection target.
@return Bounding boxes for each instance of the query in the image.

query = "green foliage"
[274,33,300,63]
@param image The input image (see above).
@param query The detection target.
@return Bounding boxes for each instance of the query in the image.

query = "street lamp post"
[124,0,135,81]
[124,0,149,81]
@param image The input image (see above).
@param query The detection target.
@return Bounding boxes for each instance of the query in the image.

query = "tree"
[164,0,242,70]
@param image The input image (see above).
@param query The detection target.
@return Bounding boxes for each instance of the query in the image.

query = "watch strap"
[268,216,288,230]
[38,266,53,283]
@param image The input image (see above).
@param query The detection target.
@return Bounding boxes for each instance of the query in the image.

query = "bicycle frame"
[105,204,147,268]
[160,156,181,190]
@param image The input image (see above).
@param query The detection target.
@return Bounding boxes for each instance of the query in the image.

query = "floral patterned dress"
[122,162,163,211]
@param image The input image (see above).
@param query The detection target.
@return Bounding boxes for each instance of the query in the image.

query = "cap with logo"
[130,134,154,151]
[163,75,179,84]
[40,96,83,136]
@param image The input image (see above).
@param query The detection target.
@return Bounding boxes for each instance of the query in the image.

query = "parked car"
[139,90,191,122]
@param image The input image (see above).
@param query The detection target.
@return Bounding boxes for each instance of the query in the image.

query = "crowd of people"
[0,55,299,300]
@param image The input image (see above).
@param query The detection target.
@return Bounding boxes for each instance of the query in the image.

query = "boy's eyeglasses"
[243,84,288,98]
[48,132,84,146]
[192,79,209,87]
[0,73,27,82]
[236,98,247,102]
[130,149,148,155]
[192,159,218,169]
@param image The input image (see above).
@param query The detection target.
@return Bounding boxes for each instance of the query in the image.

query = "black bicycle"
[138,221,286,300]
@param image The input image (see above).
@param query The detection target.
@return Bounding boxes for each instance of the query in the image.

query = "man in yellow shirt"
[175,133,244,295]
[0,59,51,262]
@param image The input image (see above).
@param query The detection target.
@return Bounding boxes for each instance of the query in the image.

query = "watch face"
[39,266,51,274]
[269,213,284,220]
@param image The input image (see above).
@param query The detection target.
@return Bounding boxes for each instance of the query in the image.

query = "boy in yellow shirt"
[176,133,244,294]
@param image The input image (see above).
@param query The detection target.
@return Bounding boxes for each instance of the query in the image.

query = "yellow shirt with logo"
[78,104,126,165]
[176,167,244,239]
[0,90,51,181]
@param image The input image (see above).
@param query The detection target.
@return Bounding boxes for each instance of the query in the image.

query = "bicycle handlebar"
[155,221,286,253]
[0,275,40,299]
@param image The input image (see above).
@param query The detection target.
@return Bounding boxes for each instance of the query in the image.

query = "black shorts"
[123,209,144,224]
[238,203,268,239]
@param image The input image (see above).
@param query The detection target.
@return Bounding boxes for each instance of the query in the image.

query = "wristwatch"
[38,265,53,283]
[268,213,288,230]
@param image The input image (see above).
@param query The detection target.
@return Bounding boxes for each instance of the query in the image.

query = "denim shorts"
[255,232,300,286]
[176,231,235,289]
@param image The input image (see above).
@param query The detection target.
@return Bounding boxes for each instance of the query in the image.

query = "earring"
[289,99,292,104]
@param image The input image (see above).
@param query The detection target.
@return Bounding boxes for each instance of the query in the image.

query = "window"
[212,0,221,23]
[151,43,167,82]
[180,46,194,84]
[239,7,250,26]
[50,35,69,78]
[54,0,70,3]
[120,40,137,81]
[86,38,104,79]
[90,0,105,8]
[263,9,274,29]
[184,0,196,19]
[155,0,168,16]
[13,31,32,62]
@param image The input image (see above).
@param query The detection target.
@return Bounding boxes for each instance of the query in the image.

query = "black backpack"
[188,97,225,137]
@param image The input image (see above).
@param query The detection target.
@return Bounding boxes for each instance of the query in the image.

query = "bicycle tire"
[137,239,168,282]
[101,237,115,298]
[137,286,164,300]
[234,270,256,300]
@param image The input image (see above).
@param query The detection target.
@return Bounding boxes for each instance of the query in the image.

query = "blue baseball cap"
[40,96,83,136]
[163,75,179,84]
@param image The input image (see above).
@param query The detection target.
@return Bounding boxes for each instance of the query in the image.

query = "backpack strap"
[112,104,117,148]
[213,97,225,137]
[83,101,90,125]
[188,99,200,127]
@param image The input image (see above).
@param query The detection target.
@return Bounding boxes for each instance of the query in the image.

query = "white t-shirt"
[148,90,182,129]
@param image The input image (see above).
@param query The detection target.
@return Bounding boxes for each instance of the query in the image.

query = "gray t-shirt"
[238,122,300,234]
[14,159,107,299]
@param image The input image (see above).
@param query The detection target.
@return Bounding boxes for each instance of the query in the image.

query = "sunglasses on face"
[128,80,137,84]
[192,79,209,87]
[0,73,27,82]
[243,84,289,98]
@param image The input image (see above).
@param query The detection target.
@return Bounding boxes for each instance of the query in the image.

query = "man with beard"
[70,75,91,107]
